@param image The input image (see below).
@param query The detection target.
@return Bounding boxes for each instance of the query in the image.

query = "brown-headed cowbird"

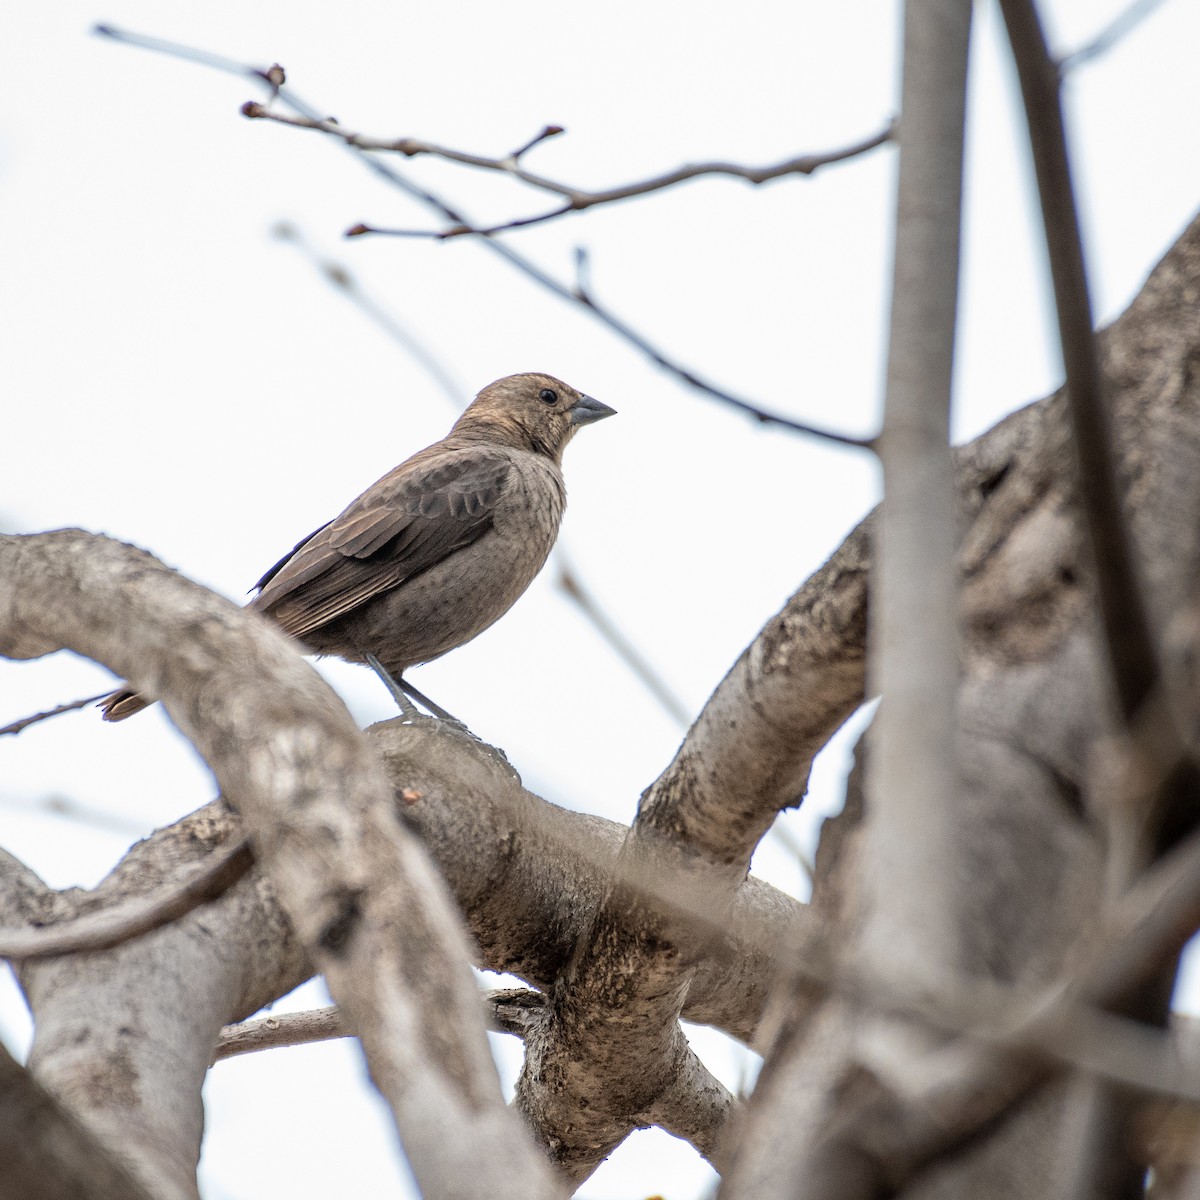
[101,372,614,720]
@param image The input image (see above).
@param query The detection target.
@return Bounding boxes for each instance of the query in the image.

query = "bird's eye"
[539,388,559,405]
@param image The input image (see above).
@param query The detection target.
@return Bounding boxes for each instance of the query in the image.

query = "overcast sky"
[3,2,1199,1197]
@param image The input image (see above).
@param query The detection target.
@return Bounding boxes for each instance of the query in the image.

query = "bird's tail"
[99,688,154,721]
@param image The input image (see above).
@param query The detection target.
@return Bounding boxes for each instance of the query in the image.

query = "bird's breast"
[327,452,567,675]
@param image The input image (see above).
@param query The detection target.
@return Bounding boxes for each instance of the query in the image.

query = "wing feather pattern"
[249,447,511,642]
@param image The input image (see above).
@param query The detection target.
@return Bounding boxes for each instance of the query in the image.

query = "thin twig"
[556,558,691,727]
[1058,0,1172,72]
[214,988,545,1061]
[94,23,873,449]
[243,102,895,238]
[215,1005,347,1061]
[0,793,147,837]
[0,691,110,737]
[269,220,467,406]
[0,836,253,959]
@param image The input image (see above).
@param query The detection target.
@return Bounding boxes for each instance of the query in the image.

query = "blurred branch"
[243,102,893,239]
[747,803,1200,1200]
[998,28,1193,1194]
[0,1041,159,1200]
[0,792,147,837]
[1058,0,1172,72]
[269,221,467,406]
[95,23,873,449]
[0,837,252,960]
[863,0,969,981]
[1002,0,1161,736]
[555,556,691,727]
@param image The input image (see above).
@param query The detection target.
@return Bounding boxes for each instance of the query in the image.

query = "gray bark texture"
[2,206,1200,1200]
[722,208,1200,1199]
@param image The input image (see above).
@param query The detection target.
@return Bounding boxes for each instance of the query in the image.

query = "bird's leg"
[364,654,469,729]
[392,676,467,727]
[364,654,421,721]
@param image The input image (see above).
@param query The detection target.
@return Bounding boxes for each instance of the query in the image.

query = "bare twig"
[0,836,253,960]
[555,558,690,727]
[215,1005,347,1061]
[214,989,546,1061]
[94,23,874,449]
[1058,0,1172,73]
[243,102,894,238]
[0,691,110,737]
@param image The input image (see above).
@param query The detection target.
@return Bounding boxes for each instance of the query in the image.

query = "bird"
[101,372,615,721]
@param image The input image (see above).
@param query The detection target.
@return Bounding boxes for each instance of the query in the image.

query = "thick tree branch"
[0,1041,159,1200]
[0,804,307,1200]
[370,719,813,1044]
[0,530,564,1200]
[723,206,1200,1200]
[502,487,873,1176]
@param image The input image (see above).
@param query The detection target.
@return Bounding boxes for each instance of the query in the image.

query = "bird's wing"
[249,447,512,640]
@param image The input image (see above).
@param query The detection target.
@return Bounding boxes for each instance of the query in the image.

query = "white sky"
[2,2,1198,1197]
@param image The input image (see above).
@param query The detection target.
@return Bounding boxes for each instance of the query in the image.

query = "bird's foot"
[394,676,476,738]
[364,655,475,735]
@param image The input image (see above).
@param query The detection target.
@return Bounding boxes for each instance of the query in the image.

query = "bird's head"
[453,372,616,462]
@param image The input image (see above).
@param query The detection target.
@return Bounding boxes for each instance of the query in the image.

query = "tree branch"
[0,690,110,737]
[1057,0,1172,72]
[862,0,970,985]
[722,205,1200,1200]
[0,1041,159,1200]
[0,837,252,960]
[0,803,306,1200]
[239,104,893,238]
[0,529,564,1200]
[94,22,874,448]
[215,1006,347,1061]
[1002,0,1160,731]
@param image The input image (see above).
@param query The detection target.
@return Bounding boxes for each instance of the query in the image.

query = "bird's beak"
[570,394,617,426]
